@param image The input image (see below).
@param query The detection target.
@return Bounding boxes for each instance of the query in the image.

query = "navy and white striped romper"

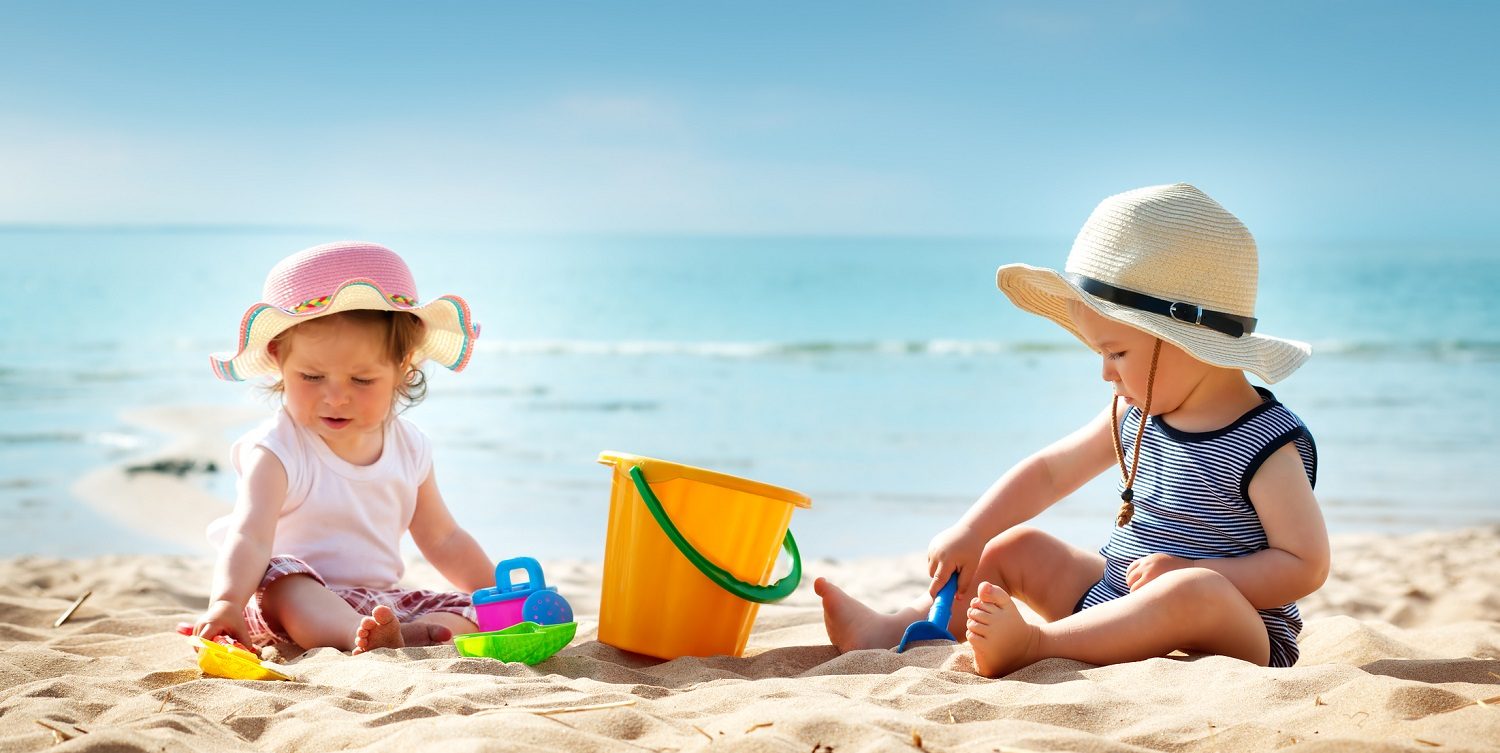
[1076,387,1318,668]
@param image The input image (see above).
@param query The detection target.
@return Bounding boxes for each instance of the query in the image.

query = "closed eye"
[300,373,323,382]
[352,377,376,386]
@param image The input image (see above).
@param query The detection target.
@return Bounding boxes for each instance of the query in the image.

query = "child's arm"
[408,469,494,593]
[929,407,1117,596]
[1125,442,1329,609]
[195,447,288,645]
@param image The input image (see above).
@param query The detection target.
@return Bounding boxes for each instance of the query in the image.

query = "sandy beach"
[3,530,1498,752]
[2,409,1498,753]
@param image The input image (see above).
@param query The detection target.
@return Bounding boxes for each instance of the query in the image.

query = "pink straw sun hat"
[996,183,1310,384]
[210,241,481,381]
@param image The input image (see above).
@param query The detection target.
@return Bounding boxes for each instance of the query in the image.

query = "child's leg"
[413,610,477,637]
[259,573,366,651]
[817,526,1104,652]
[967,567,1272,677]
[257,566,468,653]
[961,526,1107,625]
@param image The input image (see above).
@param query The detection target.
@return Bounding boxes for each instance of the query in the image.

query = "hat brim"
[996,263,1309,384]
[209,279,480,382]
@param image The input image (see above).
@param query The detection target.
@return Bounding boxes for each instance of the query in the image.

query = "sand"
[2,407,1497,752]
[2,528,1496,752]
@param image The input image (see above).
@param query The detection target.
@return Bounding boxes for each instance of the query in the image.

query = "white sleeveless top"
[207,408,433,589]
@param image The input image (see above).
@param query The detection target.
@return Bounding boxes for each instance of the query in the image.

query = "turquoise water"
[2,230,1498,559]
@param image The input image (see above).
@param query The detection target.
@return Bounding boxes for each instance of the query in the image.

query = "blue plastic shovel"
[896,572,959,652]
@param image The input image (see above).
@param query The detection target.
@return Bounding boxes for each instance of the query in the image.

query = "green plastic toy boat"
[453,621,577,665]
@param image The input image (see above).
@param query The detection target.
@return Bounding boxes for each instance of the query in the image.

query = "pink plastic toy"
[472,556,573,632]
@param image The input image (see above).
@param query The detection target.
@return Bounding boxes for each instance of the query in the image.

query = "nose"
[1099,356,1117,383]
[322,381,350,407]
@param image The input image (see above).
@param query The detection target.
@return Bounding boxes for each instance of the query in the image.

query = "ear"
[266,339,281,365]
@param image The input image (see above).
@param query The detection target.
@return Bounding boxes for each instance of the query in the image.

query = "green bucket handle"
[628,465,802,604]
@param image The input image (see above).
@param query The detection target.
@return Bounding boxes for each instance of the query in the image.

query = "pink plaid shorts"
[244,555,476,647]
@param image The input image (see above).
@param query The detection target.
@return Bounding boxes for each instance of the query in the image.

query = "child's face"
[1067,301,1208,416]
[271,316,403,460]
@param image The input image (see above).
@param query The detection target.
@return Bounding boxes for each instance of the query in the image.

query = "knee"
[980,525,1047,562]
[976,527,1055,582]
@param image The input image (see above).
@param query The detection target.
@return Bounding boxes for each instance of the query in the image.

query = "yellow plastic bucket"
[596,451,810,659]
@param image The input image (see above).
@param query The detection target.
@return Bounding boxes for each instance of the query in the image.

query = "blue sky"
[1,2,1494,239]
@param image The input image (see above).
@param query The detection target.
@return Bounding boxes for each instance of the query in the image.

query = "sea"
[2,230,1497,561]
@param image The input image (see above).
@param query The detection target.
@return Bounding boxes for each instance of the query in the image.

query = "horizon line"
[0,222,1493,246]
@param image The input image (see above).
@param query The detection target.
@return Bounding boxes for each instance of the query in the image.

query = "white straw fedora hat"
[996,183,1310,384]
[210,241,481,381]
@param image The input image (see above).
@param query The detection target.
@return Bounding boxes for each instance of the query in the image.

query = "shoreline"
[68,404,262,555]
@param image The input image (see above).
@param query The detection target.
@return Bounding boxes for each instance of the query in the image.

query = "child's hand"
[1125,553,1192,591]
[194,599,254,648]
[927,524,985,597]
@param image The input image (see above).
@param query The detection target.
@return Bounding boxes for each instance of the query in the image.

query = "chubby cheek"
[281,382,314,410]
[1133,372,1188,414]
[354,386,398,420]
[1115,368,1158,408]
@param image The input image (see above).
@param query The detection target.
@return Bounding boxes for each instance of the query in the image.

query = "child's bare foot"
[815,577,909,652]
[352,605,404,654]
[966,581,1041,678]
[352,606,455,653]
